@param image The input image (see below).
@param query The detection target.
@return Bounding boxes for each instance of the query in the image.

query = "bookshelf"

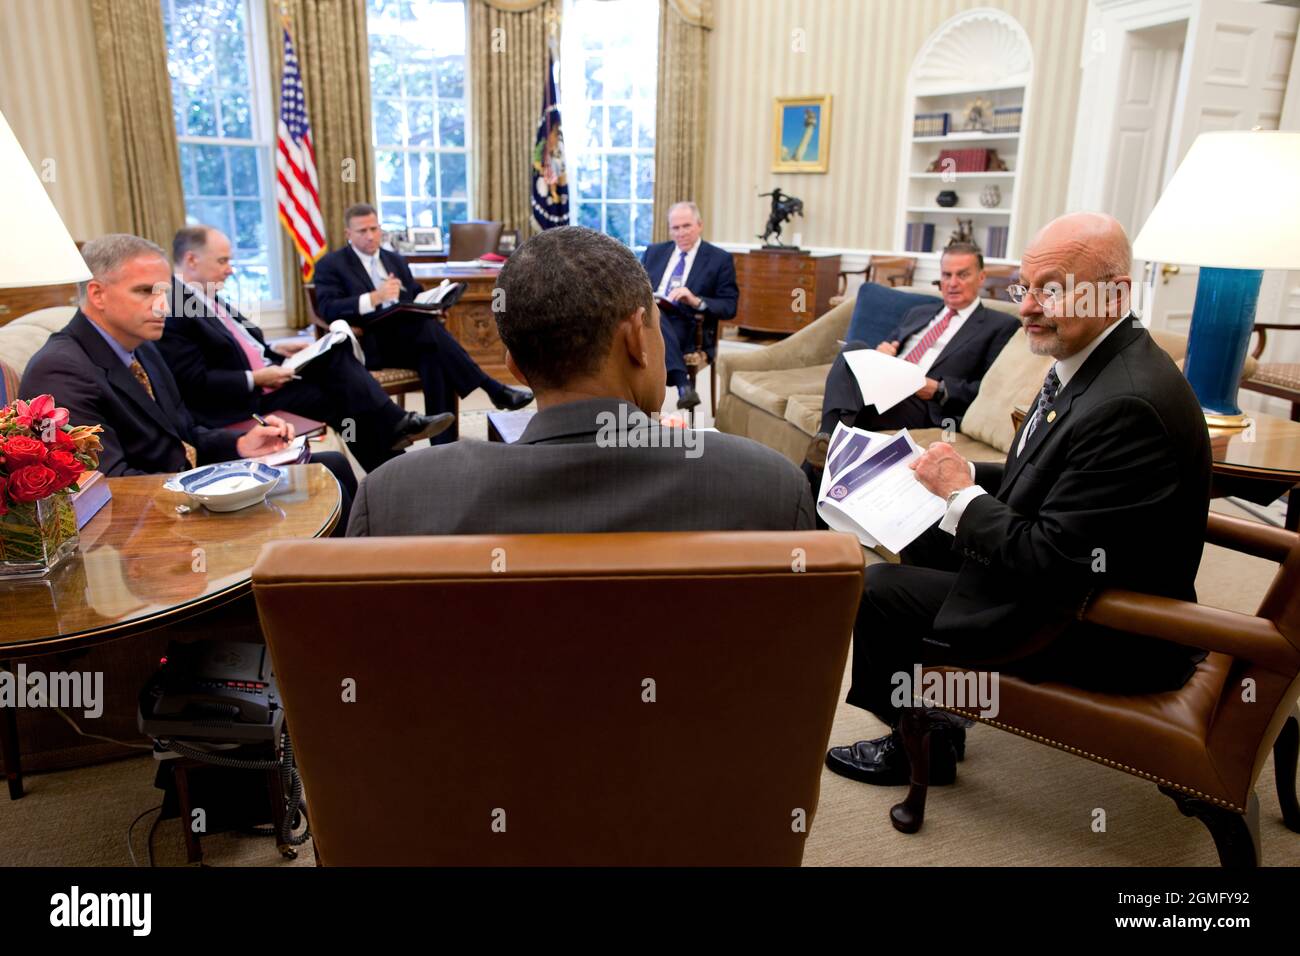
[896,9,1034,264]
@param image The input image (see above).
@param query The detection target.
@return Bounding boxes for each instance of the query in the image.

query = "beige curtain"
[270,0,376,328]
[469,0,561,234]
[89,0,186,249]
[652,0,712,242]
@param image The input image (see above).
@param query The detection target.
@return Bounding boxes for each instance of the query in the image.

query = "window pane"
[576,154,601,201]
[635,153,653,200]
[376,150,408,197]
[184,85,218,137]
[407,100,435,147]
[577,203,601,231]
[609,106,632,148]
[373,98,404,146]
[438,100,465,148]
[634,203,653,248]
[193,144,227,196]
[403,51,435,97]
[606,204,631,245]
[188,200,232,238]
[409,151,436,198]
[606,155,632,201]
[380,201,408,229]
[436,56,464,99]
[442,200,467,224]
[439,152,467,199]
[412,200,438,227]
[638,113,655,149]
[584,107,604,149]
[179,143,199,195]
[584,57,604,100]
[214,29,249,84]
[219,88,252,138]
[369,37,401,95]
[233,199,265,252]
[228,146,259,197]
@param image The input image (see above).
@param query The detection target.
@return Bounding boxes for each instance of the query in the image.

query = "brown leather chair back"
[252,531,864,865]
[448,220,504,261]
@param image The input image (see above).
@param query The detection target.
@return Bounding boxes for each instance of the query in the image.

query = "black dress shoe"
[390,411,455,450]
[490,385,534,411]
[676,386,701,410]
[824,730,958,786]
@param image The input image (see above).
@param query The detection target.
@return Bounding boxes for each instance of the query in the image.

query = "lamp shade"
[0,108,90,289]
[1132,131,1300,270]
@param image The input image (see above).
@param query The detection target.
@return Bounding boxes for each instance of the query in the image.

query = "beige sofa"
[0,306,76,377]
[716,289,1209,465]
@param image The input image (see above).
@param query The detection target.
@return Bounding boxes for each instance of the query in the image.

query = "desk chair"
[252,531,864,865]
[830,255,918,307]
[889,513,1300,867]
[448,220,504,262]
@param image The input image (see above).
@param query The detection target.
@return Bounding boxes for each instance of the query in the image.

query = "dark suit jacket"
[313,245,423,367]
[641,240,739,355]
[931,319,1210,667]
[19,311,239,476]
[348,398,815,536]
[158,278,282,427]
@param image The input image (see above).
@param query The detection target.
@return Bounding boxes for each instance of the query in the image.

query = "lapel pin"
[1046,410,1057,423]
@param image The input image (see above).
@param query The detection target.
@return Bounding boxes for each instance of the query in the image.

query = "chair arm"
[716,298,854,402]
[1206,512,1297,564]
[1081,589,1300,672]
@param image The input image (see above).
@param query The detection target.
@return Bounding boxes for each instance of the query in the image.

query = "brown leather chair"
[980,263,1020,302]
[888,512,1300,866]
[831,255,918,307]
[448,220,504,262]
[251,531,864,865]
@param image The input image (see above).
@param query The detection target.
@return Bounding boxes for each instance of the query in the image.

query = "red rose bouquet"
[0,394,103,574]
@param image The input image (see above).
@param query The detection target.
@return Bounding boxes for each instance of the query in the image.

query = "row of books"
[934,148,997,172]
[912,112,950,137]
[904,222,937,253]
[912,105,1023,137]
[985,225,1010,259]
[992,106,1022,133]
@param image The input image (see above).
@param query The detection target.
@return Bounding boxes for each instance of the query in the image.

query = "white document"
[415,279,455,306]
[283,320,364,370]
[817,428,945,554]
[842,348,925,413]
[250,435,308,467]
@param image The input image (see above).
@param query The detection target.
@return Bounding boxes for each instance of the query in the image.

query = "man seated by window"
[347,226,812,536]
[312,203,533,440]
[159,225,451,472]
[20,234,356,527]
[807,242,1018,482]
[640,201,739,411]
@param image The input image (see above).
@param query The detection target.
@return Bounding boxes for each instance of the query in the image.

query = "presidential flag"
[531,53,569,230]
[275,24,327,280]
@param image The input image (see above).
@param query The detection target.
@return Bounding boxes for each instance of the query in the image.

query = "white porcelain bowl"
[163,461,283,513]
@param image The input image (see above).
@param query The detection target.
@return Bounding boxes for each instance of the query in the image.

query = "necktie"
[1022,366,1061,448]
[130,358,197,469]
[903,309,957,364]
[368,255,392,304]
[213,299,269,373]
[666,252,687,291]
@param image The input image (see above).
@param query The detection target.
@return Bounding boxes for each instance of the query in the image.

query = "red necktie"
[903,309,957,364]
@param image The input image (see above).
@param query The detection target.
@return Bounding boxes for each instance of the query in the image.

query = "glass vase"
[0,492,79,577]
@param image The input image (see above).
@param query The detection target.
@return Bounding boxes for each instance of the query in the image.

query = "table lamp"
[0,108,90,291]
[1133,130,1300,427]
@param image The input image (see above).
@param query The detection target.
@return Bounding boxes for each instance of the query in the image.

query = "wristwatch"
[945,488,965,508]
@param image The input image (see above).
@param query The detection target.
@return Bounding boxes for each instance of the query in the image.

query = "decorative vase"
[0,493,79,577]
[980,184,1002,208]
[936,190,959,208]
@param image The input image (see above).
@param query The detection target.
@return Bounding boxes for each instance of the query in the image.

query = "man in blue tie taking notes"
[640,201,739,411]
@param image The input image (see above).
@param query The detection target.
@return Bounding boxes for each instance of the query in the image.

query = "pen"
[252,413,270,427]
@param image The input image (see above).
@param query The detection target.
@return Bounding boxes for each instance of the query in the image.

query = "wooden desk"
[409,264,516,383]
[0,464,341,798]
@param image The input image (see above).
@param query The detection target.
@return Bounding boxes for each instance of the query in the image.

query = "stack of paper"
[816,422,945,553]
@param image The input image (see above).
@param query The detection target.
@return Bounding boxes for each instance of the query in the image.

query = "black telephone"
[138,640,284,744]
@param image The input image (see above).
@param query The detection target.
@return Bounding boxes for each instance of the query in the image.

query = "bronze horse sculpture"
[758,188,804,247]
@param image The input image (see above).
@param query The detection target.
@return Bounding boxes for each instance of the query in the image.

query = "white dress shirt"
[898,298,980,375]
[180,276,267,391]
[351,244,394,314]
[939,316,1129,535]
[656,240,706,309]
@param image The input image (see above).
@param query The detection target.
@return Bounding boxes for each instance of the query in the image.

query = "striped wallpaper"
[700,0,1090,259]
[0,0,117,242]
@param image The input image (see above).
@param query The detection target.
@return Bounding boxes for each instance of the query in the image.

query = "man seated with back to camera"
[347,226,813,536]
[19,234,357,531]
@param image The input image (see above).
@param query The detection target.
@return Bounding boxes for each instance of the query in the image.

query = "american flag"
[275,26,327,281]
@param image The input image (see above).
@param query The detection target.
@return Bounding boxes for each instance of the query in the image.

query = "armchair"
[830,255,918,307]
[1243,322,1300,422]
[890,512,1300,867]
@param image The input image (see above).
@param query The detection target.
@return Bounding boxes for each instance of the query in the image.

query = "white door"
[1141,0,1298,332]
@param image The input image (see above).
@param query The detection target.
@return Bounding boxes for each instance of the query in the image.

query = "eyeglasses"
[1007,284,1065,312]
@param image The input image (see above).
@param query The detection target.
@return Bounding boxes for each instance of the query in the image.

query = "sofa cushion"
[846,282,942,346]
[731,364,833,419]
[0,307,77,377]
[907,427,1008,462]
[783,393,824,436]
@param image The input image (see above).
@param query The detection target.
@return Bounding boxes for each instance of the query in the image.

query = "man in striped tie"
[808,242,1018,478]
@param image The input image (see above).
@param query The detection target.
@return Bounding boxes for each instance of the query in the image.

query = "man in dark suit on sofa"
[20,234,355,527]
[159,226,451,472]
[810,242,1018,473]
[823,213,1211,786]
[312,204,532,441]
[640,201,739,411]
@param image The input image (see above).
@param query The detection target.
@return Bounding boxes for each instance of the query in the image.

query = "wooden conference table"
[0,463,341,798]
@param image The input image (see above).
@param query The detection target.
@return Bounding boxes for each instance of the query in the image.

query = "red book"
[221,411,327,440]
[70,471,111,530]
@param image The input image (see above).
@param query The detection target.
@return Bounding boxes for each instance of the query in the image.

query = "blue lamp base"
[1182,266,1261,428]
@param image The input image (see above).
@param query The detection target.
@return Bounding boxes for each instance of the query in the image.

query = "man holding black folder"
[312,204,532,438]
[160,226,451,473]
[640,202,738,410]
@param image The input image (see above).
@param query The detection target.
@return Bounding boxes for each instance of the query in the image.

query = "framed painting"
[772,95,831,173]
